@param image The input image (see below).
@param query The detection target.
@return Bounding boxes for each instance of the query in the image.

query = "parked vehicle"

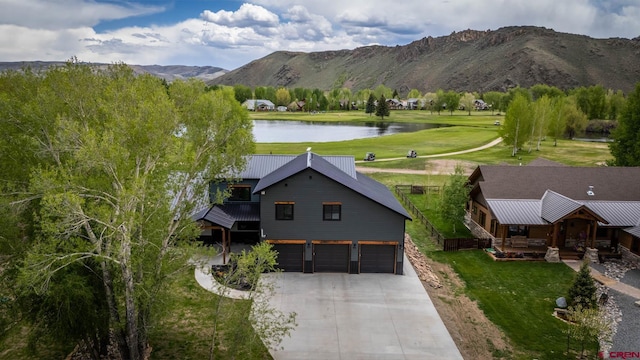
[364,152,376,161]
[494,120,501,126]
[407,150,417,158]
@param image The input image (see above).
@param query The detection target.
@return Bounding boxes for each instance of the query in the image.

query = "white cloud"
[201,3,279,28]
[1,0,639,69]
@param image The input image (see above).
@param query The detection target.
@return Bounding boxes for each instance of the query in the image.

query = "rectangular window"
[275,202,294,220]
[228,185,251,201]
[479,211,486,227]
[323,203,342,221]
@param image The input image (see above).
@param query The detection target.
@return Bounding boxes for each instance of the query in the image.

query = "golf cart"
[407,150,417,158]
[364,152,376,161]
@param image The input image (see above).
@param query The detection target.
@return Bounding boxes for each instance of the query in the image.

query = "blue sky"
[1,0,639,70]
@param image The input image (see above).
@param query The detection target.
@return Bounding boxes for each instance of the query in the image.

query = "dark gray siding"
[259,168,406,267]
[210,179,260,203]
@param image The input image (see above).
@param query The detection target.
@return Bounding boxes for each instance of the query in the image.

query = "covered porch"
[192,203,261,264]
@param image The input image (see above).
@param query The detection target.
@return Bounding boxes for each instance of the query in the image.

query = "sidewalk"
[562,259,640,300]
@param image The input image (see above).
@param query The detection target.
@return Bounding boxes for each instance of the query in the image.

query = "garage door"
[313,244,349,273]
[360,244,396,273]
[272,243,304,272]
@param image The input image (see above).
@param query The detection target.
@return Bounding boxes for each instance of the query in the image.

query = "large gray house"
[193,152,412,274]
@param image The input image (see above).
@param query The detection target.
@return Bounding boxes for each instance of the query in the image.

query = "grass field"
[251,110,613,167]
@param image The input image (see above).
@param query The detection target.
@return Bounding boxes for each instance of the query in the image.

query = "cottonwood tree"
[209,242,297,360]
[459,92,475,115]
[609,83,640,166]
[1,62,254,359]
[563,97,589,139]
[275,87,291,106]
[500,93,533,157]
[441,165,470,234]
[547,97,568,146]
[530,95,553,151]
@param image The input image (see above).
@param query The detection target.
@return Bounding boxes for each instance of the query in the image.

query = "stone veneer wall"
[620,246,640,267]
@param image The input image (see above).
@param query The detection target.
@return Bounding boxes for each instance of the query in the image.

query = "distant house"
[406,98,421,110]
[193,152,412,274]
[473,99,489,110]
[242,99,275,111]
[386,98,404,110]
[466,161,640,265]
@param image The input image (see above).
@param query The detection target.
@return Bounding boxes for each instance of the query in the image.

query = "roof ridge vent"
[587,185,595,196]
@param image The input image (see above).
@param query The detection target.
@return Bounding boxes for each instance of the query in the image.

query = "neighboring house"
[474,99,489,110]
[386,98,404,110]
[242,99,275,111]
[466,160,640,264]
[406,98,421,110]
[193,152,412,274]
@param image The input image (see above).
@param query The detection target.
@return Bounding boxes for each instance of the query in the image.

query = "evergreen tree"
[375,95,390,119]
[365,94,376,116]
[567,261,597,309]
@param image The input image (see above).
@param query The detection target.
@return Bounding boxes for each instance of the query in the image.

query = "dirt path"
[404,235,515,359]
[355,137,502,176]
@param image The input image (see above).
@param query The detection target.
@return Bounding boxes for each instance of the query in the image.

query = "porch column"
[551,222,560,248]
[501,225,506,252]
[590,222,598,248]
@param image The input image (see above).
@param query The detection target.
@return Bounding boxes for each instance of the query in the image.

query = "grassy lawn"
[426,250,588,360]
[0,264,271,360]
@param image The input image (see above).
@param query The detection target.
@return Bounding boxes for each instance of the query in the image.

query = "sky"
[1,0,639,70]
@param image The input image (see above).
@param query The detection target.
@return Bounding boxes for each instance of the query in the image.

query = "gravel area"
[609,289,640,352]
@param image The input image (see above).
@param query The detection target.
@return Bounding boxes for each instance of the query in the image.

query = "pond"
[253,120,449,143]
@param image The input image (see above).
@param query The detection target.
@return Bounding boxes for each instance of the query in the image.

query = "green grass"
[426,250,590,360]
[406,192,472,238]
[150,266,270,359]
[252,111,612,167]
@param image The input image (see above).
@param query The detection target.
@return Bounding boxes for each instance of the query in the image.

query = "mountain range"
[209,26,640,95]
[2,26,639,95]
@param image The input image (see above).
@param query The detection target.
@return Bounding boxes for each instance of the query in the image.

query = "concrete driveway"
[265,257,463,360]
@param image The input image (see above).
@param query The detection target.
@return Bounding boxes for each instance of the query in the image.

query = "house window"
[508,225,529,237]
[472,205,478,214]
[323,203,342,221]
[275,202,294,220]
[632,238,639,254]
[490,219,497,235]
[228,185,251,201]
[479,211,486,227]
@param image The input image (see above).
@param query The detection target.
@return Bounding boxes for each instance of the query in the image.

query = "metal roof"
[237,154,356,179]
[584,201,640,227]
[254,152,411,219]
[191,203,260,229]
[625,226,640,238]
[486,199,547,225]
[540,190,582,223]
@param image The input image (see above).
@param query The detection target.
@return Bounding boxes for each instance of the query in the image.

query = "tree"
[482,91,503,114]
[547,97,568,146]
[275,87,291,106]
[500,93,533,156]
[459,92,475,115]
[567,261,597,309]
[606,89,625,120]
[440,165,470,234]
[530,84,564,100]
[610,83,640,166]
[209,243,297,360]
[407,89,422,99]
[373,84,392,99]
[2,62,255,359]
[531,95,553,151]
[564,303,612,359]
[365,94,376,116]
[392,89,399,99]
[563,97,589,139]
[375,95,390,119]
[443,90,461,115]
[233,84,253,103]
[434,89,446,115]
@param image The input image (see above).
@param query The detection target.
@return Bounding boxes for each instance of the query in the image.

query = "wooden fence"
[395,185,490,251]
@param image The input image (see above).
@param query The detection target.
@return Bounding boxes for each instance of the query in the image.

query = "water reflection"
[253,120,448,143]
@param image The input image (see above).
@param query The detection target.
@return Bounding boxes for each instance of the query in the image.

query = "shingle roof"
[474,165,640,201]
[253,152,411,219]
